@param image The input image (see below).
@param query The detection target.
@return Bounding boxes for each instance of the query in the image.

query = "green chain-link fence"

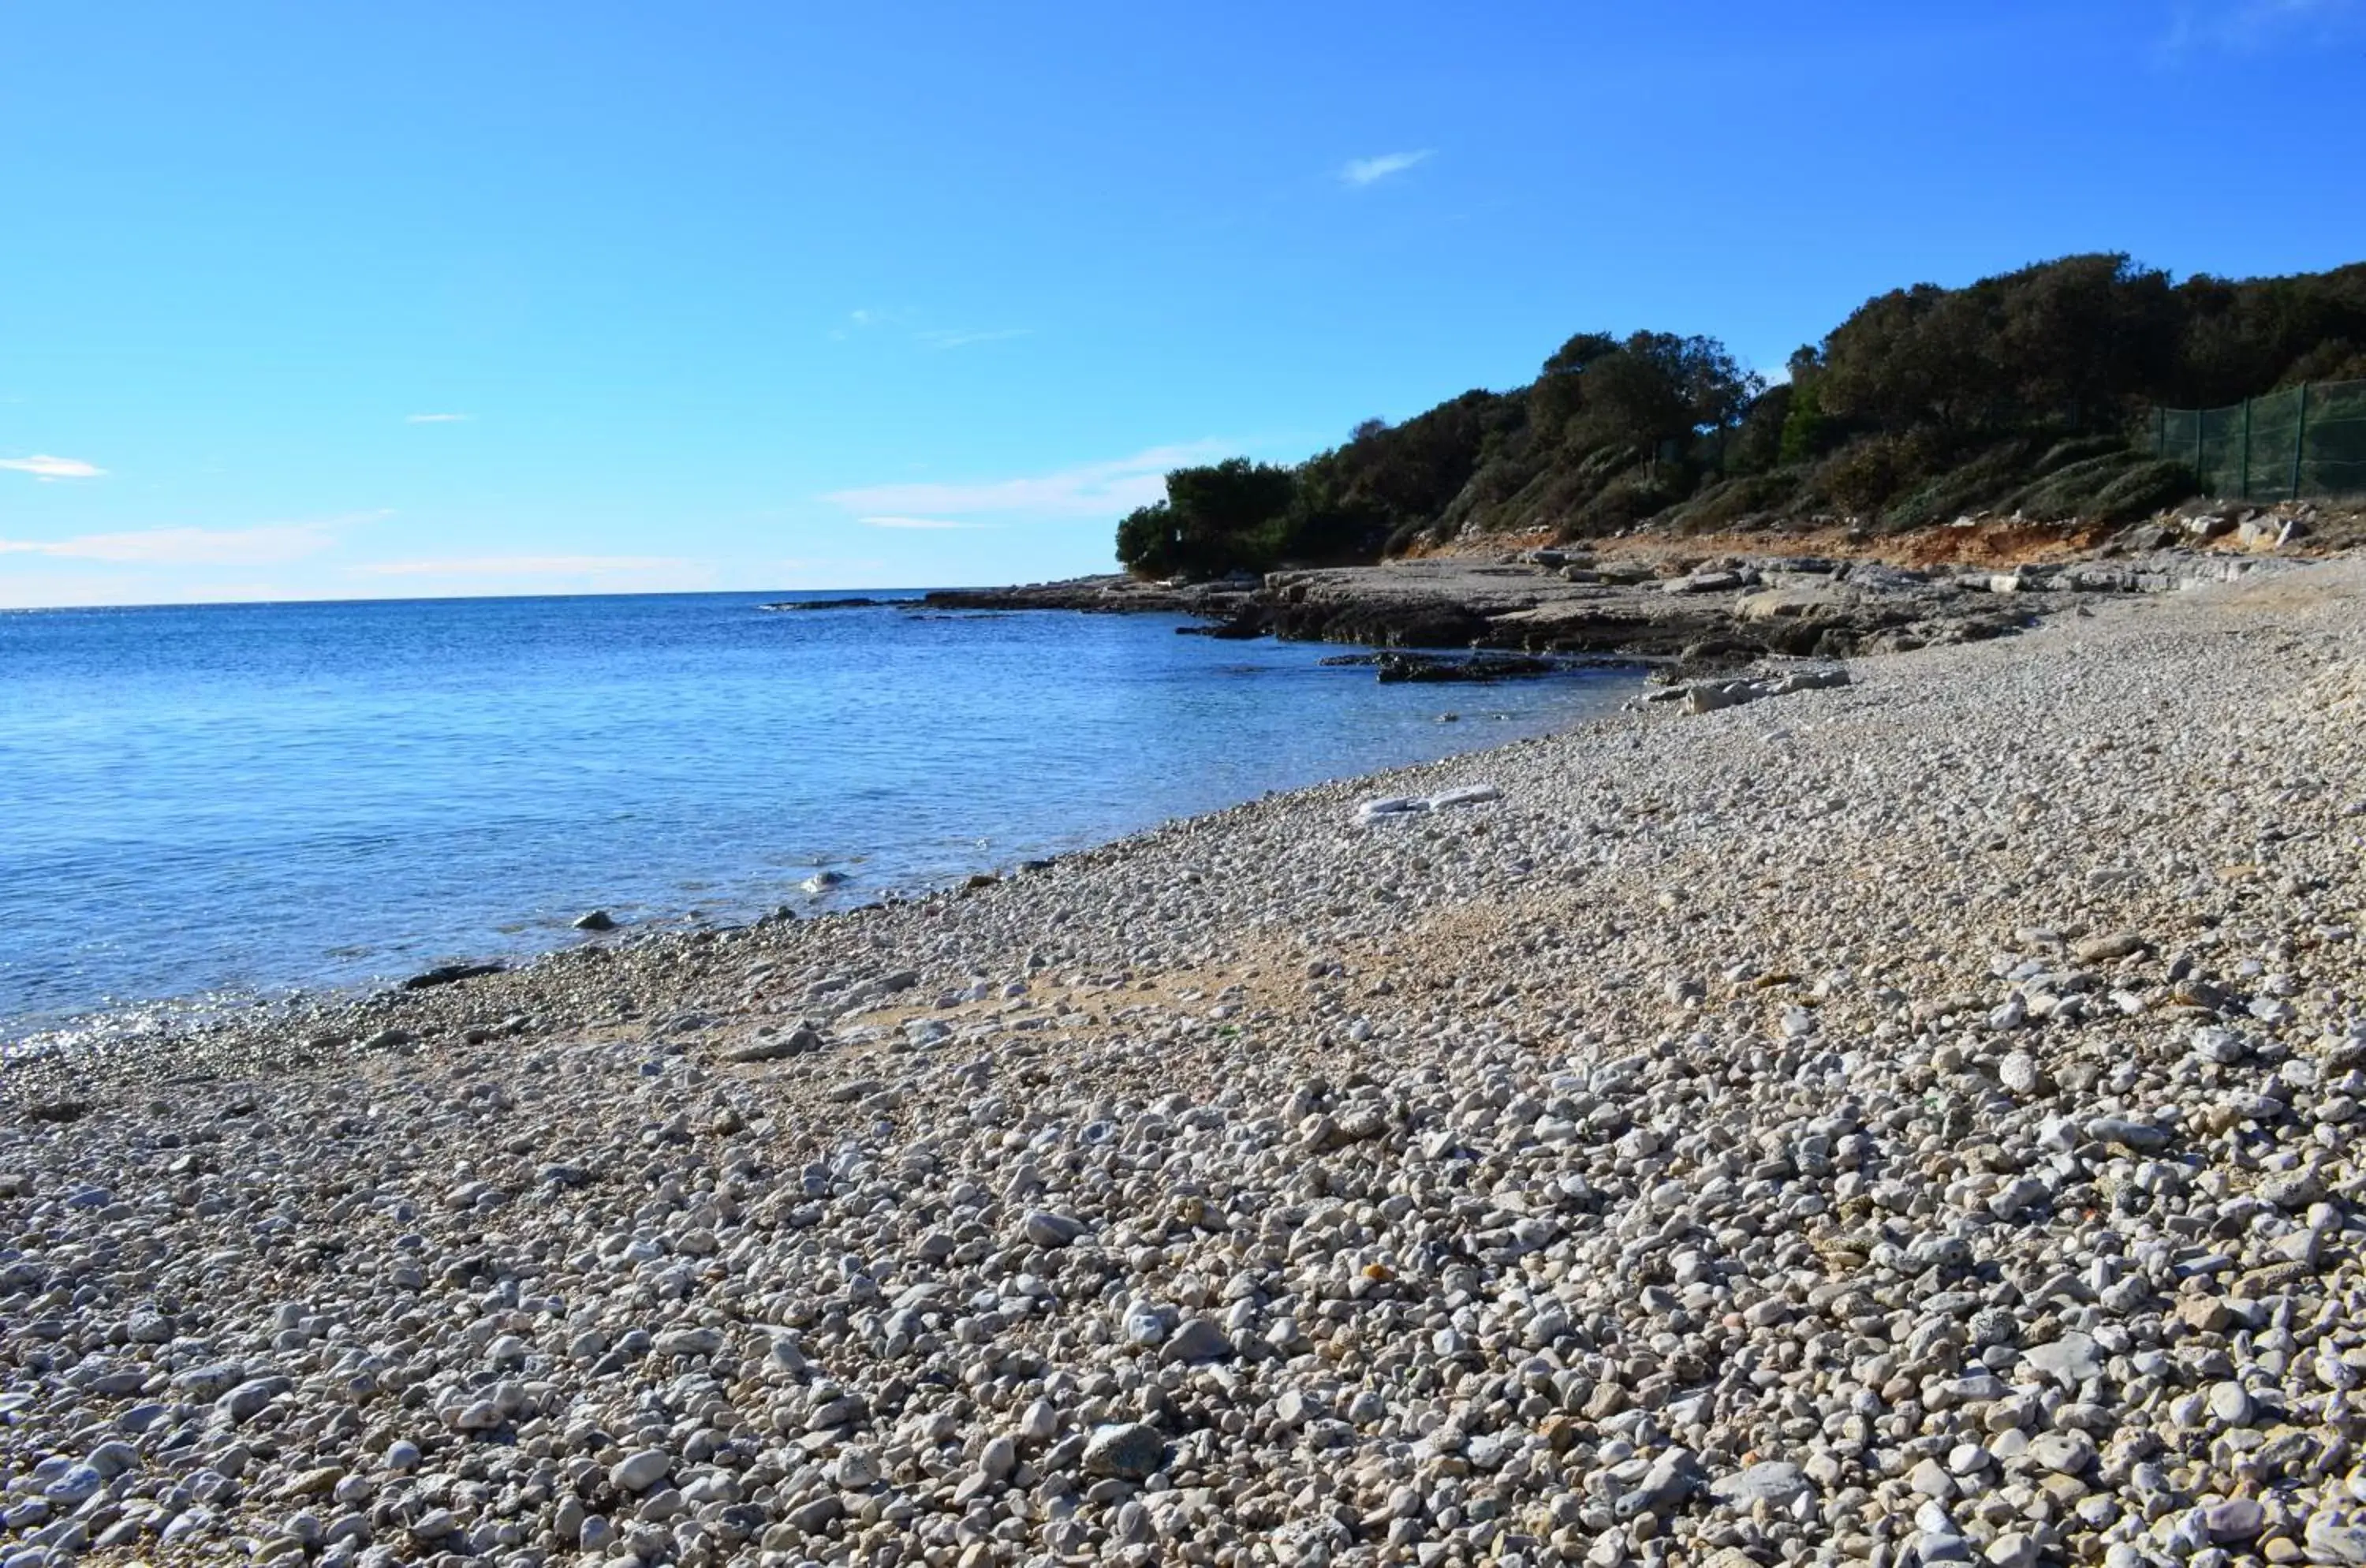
[2151,379,2366,502]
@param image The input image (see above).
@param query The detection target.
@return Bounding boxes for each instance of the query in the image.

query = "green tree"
[1114,502,1184,577]
[1778,380,1827,465]
[1571,331,1761,455]
[1114,458,1297,578]
[1728,383,1793,472]
[1528,330,1621,444]
[1111,252,2366,565]
[1987,253,2178,430]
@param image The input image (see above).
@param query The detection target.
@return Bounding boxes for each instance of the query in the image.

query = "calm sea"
[0,592,1634,1039]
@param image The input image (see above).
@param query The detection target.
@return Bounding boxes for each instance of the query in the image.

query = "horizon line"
[0,583,1033,614]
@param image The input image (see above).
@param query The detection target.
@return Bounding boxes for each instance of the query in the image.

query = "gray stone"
[2084,1117,2170,1152]
[2207,1381,2253,1426]
[2073,932,2146,962]
[1160,1317,1231,1364]
[1082,1422,1166,1480]
[214,1376,290,1426]
[1985,1533,2039,1568]
[2306,1517,2366,1565]
[2022,1333,2102,1385]
[611,1450,670,1492]
[1909,1458,1957,1499]
[1022,1211,1088,1249]
[83,1442,136,1480]
[2027,1431,2095,1474]
[39,1466,101,1505]
[727,1026,820,1063]
[1707,1461,1810,1508]
[2202,1499,2264,1542]
[653,1327,724,1359]
[786,1495,844,1533]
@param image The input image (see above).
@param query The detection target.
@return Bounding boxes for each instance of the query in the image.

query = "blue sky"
[2,1,2362,607]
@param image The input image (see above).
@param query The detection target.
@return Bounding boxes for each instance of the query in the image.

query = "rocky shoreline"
[922,576,1258,619]
[923,543,2297,666]
[6,561,2366,1568]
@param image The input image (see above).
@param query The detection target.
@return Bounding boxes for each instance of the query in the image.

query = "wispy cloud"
[0,573,326,610]
[858,516,995,531]
[0,517,366,566]
[2160,0,2356,53]
[1339,149,1434,187]
[352,554,696,578]
[826,441,1230,524]
[914,327,1032,351]
[833,310,1031,349]
[830,307,905,342]
[778,555,888,575]
[405,413,470,424]
[0,454,105,480]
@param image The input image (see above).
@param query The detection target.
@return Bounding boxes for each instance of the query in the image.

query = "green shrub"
[1569,470,1689,536]
[2087,457,2199,522]
[2009,451,2147,520]
[1879,440,2033,529]
[1666,472,1804,534]
[2035,434,2132,473]
[1819,435,1913,514]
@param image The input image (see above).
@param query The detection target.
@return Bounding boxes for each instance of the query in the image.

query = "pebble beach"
[6,561,2366,1568]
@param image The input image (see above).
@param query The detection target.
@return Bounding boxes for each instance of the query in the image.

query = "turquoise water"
[0,592,1634,1036]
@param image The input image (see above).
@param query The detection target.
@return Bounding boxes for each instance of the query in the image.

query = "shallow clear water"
[0,591,1635,1036]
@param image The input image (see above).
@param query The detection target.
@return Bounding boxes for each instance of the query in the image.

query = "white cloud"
[859,516,994,531]
[825,441,1229,524]
[352,554,697,578]
[2161,0,2355,52]
[1339,149,1434,187]
[0,571,325,610]
[777,554,889,578]
[914,327,1032,350]
[833,311,1030,349]
[0,517,372,566]
[830,307,905,341]
[0,454,105,480]
[405,413,470,424]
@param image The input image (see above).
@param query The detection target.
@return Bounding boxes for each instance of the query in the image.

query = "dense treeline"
[1114,253,2366,577]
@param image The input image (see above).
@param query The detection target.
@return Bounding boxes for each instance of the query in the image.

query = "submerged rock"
[1371,651,1560,684]
[400,961,505,990]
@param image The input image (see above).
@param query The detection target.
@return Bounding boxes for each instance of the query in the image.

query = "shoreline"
[920,537,2305,664]
[0,657,1643,1060]
[6,562,2366,1564]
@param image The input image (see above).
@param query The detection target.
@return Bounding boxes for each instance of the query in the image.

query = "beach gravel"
[3,563,2366,1568]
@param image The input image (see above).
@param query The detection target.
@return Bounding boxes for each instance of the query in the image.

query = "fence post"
[2155,405,2166,457]
[2194,407,2206,491]
[2241,398,2252,500]
[2291,383,2308,500]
